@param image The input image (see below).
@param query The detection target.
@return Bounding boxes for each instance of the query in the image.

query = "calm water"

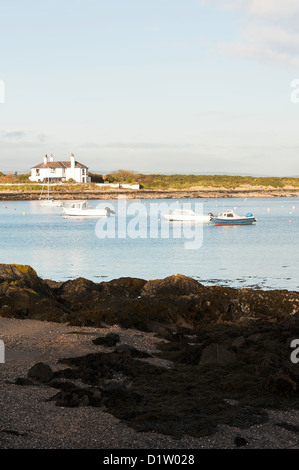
[0,197,298,291]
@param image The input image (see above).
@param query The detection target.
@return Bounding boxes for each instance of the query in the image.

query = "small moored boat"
[40,198,63,207]
[210,210,256,225]
[162,209,212,223]
[39,178,63,207]
[63,200,115,217]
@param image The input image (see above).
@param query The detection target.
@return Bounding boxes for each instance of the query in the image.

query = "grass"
[0,171,298,192]
[105,172,299,190]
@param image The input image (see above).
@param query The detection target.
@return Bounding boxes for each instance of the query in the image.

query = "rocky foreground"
[0,264,299,443]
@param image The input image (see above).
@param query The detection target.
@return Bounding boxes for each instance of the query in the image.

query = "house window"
[36,169,40,176]
[51,169,55,173]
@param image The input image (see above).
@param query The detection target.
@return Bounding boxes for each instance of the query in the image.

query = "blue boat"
[211,210,256,226]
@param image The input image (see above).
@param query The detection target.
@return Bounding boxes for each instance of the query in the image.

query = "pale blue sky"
[1,0,299,175]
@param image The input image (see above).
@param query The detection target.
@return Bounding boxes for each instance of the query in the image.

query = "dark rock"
[51,390,90,407]
[103,382,127,392]
[43,279,64,289]
[57,277,99,306]
[49,386,102,408]
[0,305,12,316]
[115,344,136,355]
[14,377,39,386]
[1,264,298,330]
[234,436,248,447]
[49,347,271,439]
[114,344,151,358]
[0,429,27,437]
[47,380,78,391]
[27,363,54,383]
[265,370,297,396]
[275,422,299,434]
[0,264,69,322]
[141,274,203,297]
[106,277,147,297]
[0,264,48,294]
[199,343,237,366]
[145,321,174,338]
[92,333,120,347]
[248,333,264,342]
[232,336,246,348]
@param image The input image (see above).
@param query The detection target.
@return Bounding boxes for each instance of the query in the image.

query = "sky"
[1,0,299,176]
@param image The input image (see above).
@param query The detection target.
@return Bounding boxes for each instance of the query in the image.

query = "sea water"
[0,197,298,291]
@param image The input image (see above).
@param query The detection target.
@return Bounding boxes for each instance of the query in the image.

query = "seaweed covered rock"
[0,264,68,321]
[141,274,203,298]
[0,264,298,329]
[0,264,49,295]
[56,276,146,314]
[105,277,147,297]
[92,332,120,347]
[27,362,54,384]
[199,343,237,366]
[45,345,272,438]
[57,277,99,308]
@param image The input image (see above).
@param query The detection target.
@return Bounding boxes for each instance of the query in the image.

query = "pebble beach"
[0,316,298,450]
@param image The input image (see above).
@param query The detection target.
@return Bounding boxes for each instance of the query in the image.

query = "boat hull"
[163,215,211,222]
[40,200,63,207]
[212,217,256,225]
[63,201,115,217]
[63,208,108,217]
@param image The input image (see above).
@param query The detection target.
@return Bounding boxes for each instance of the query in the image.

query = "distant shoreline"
[0,187,299,200]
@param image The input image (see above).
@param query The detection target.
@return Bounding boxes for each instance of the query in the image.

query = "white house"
[29,154,91,183]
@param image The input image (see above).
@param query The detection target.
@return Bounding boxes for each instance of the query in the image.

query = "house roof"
[32,161,88,170]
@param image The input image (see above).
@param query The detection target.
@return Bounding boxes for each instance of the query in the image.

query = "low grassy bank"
[0,171,299,192]
[104,171,299,189]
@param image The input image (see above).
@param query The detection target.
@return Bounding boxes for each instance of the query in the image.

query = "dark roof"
[32,161,88,169]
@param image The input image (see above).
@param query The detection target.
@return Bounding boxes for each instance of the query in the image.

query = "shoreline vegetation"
[0,171,299,199]
[0,264,298,447]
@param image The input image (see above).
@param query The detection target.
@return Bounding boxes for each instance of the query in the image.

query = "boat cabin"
[218,210,236,218]
[68,201,88,210]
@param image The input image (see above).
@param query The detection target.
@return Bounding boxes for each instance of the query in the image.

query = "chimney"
[44,154,48,165]
[70,153,75,169]
[50,154,54,162]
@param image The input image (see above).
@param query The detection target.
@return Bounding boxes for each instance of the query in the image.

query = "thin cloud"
[208,0,299,18]
[206,0,299,66]
[0,131,27,140]
[37,133,48,142]
[81,142,194,150]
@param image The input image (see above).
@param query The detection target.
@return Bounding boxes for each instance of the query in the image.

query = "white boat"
[210,210,256,225]
[40,199,63,207]
[39,178,63,207]
[162,209,212,222]
[62,200,115,217]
